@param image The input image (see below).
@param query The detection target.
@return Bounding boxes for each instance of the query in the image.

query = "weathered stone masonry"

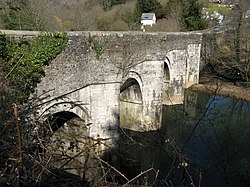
[1,30,203,139]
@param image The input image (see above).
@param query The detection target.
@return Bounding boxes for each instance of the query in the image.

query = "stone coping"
[0,29,203,37]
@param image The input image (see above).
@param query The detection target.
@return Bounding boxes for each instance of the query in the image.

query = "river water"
[118,90,250,187]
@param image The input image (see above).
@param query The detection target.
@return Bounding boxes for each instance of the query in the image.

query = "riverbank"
[189,73,250,101]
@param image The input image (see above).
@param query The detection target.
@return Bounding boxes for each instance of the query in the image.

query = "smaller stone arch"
[164,50,187,105]
[38,98,91,127]
[163,56,172,100]
[44,110,90,176]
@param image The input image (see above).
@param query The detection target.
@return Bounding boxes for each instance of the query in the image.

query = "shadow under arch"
[164,56,171,82]
[47,111,81,132]
[164,59,171,82]
[42,109,91,178]
[120,78,142,102]
[121,71,143,95]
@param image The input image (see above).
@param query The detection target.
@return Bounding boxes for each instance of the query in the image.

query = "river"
[118,90,250,187]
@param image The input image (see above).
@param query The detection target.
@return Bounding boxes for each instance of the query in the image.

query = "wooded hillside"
[0,0,210,31]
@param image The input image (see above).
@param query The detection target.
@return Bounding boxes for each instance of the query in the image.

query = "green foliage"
[111,0,126,5]
[182,0,207,31]
[91,37,105,60]
[136,0,161,13]
[1,32,67,101]
[239,82,250,87]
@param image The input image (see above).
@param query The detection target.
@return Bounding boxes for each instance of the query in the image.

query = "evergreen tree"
[136,0,162,14]
[182,0,207,31]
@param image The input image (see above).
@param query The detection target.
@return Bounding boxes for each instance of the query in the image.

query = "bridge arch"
[43,108,90,176]
[120,71,143,130]
[164,57,171,82]
[121,71,143,95]
[120,78,142,103]
[38,98,91,127]
[46,111,81,132]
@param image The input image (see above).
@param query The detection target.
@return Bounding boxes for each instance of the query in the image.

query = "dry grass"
[24,0,183,31]
[146,18,180,32]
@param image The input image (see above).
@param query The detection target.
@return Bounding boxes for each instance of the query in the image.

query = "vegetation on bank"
[0,32,67,185]
[0,32,67,101]
[202,19,250,85]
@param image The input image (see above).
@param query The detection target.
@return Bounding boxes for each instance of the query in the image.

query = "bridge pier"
[120,60,163,131]
[89,83,120,139]
[163,43,201,105]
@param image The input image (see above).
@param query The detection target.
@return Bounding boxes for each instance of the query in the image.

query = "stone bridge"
[2,30,202,139]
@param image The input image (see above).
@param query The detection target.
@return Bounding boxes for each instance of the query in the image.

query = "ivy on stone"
[91,37,105,60]
[1,32,67,101]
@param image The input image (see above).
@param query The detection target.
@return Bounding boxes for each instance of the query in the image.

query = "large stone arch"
[43,109,91,176]
[120,72,143,131]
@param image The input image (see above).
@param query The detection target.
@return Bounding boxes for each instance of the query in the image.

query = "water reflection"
[181,92,250,187]
[119,90,250,187]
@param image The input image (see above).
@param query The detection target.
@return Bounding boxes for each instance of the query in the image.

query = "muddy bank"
[189,74,250,101]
